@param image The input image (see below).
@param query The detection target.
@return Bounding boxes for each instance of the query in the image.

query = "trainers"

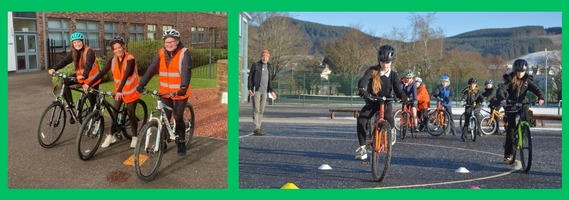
[253,128,265,136]
[101,135,117,148]
[130,136,138,148]
[177,141,187,156]
[504,155,514,164]
[355,146,367,160]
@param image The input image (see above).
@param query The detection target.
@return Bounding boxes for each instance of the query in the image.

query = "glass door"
[15,34,39,72]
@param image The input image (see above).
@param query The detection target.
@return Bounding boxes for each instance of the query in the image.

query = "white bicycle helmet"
[162,29,181,39]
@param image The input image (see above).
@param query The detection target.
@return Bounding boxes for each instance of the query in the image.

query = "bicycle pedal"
[360,161,369,165]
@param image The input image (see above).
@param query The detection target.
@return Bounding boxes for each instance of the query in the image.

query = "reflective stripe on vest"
[158,47,190,100]
[111,52,140,103]
[76,46,101,86]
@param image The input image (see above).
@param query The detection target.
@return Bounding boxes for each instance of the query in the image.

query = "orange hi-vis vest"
[158,48,191,100]
[111,51,141,103]
[76,46,101,86]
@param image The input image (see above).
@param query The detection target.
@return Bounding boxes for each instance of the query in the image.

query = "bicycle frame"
[486,108,508,127]
[52,72,87,123]
[401,102,416,128]
[90,89,129,134]
[146,92,178,152]
[435,101,446,125]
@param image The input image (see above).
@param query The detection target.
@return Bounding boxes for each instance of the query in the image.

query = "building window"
[104,22,119,49]
[76,20,100,50]
[13,12,37,32]
[147,24,156,41]
[129,23,144,42]
[191,27,205,44]
[47,18,70,52]
[162,25,173,31]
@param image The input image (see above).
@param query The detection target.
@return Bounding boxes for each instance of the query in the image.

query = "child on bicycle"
[83,36,141,148]
[355,44,407,160]
[137,29,192,156]
[497,59,544,163]
[48,32,101,123]
[433,75,458,135]
[415,77,430,131]
[461,77,484,141]
[400,69,419,132]
[482,79,502,134]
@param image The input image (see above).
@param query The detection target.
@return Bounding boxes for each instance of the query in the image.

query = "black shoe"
[177,141,187,156]
[253,129,265,136]
[69,117,76,124]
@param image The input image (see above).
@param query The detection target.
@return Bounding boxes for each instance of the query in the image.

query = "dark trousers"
[357,102,394,146]
[443,105,457,133]
[504,106,529,157]
[110,99,138,135]
[63,76,98,108]
[161,98,188,141]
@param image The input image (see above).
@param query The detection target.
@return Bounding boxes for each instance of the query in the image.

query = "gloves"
[176,87,187,96]
[358,88,369,98]
[136,86,145,93]
[444,98,450,104]
[413,100,418,107]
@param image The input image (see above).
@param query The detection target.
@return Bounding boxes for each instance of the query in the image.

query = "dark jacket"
[497,72,544,106]
[462,89,484,108]
[51,46,96,79]
[482,86,499,107]
[433,84,454,107]
[248,60,275,93]
[357,66,407,100]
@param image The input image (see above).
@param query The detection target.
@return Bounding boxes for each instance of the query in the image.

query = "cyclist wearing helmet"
[415,77,430,131]
[48,32,101,121]
[84,36,141,148]
[400,69,419,131]
[497,59,544,163]
[248,49,277,136]
[433,75,457,135]
[137,28,192,156]
[460,77,484,141]
[481,79,502,134]
[355,44,407,160]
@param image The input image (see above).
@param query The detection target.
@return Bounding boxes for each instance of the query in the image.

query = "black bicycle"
[504,101,535,173]
[37,71,93,148]
[76,88,148,160]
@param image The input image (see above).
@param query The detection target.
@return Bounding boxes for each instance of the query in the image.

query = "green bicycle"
[504,101,535,173]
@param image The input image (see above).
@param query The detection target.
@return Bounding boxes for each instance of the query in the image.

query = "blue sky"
[291,12,562,37]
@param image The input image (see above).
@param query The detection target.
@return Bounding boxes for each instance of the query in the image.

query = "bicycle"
[398,101,418,140]
[76,88,148,160]
[37,71,94,148]
[461,103,479,142]
[364,96,394,182]
[504,101,535,173]
[426,98,452,136]
[478,107,508,135]
[134,89,195,181]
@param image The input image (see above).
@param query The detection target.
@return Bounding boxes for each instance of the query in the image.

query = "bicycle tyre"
[400,112,409,140]
[469,116,477,142]
[76,111,105,160]
[459,113,465,129]
[393,109,402,132]
[183,104,196,148]
[480,115,498,135]
[37,103,67,148]
[134,120,164,181]
[122,99,149,140]
[371,121,392,182]
[519,124,532,173]
[76,93,94,124]
[427,109,450,136]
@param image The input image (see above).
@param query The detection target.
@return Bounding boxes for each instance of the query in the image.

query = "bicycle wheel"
[393,109,402,132]
[427,110,450,136]
[519,124,532,173]
[480,115,497,135]
[76,93,94,124]
[76,112,105,160]
[400,112,409,140]
[122,99,149,140]
[37,103,67,148]
[371,121,392,182]
[134,120,164,181]
[469,117,477,142]
[183,104,196,148]
[459,113,465,129]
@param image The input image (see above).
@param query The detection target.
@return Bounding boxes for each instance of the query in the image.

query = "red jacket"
[417,83,430,110]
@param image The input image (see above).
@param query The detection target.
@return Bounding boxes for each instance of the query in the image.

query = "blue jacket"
[433,84,454,107]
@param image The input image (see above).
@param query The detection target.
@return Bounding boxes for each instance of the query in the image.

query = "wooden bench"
[329,108,360,119]
[529,113,562,127]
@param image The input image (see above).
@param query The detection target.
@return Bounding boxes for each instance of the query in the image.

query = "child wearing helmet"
[400,69,419,131]
[137,29,192,156]
[497,59,544,163]
[415,77,430,131]
[83,36,142,148]
[481,79,502,135]
[355,44,407,160]
[48,32,101,119]
[460,77,484,141]
[433,75,457,135]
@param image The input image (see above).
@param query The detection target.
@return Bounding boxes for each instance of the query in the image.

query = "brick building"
[8,12,227,72]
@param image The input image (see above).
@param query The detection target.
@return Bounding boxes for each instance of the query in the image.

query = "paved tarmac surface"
[239,103,562,189]
[8,71,227,188]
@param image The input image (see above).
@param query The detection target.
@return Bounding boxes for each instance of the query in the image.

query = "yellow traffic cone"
[281,182,299,189]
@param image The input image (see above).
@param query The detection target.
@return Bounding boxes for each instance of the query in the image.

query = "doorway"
[14,34,39,72]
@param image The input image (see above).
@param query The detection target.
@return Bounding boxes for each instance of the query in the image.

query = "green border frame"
[2,0,566,199]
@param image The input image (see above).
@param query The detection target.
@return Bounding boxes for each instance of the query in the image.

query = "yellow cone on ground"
[281,182,299,189]
[123,154,148,167]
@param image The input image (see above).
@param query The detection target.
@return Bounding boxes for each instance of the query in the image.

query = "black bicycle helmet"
[512,59,529,72]
[377,45,396,63]
[109,36,125,47]
[468,77,477,84]
[485,79,493,85]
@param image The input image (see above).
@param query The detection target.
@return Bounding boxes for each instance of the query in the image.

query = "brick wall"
[216,59,228,100]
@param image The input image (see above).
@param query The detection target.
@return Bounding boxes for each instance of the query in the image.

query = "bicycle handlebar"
[367,96,398,103]
[88,87,115,97]
[140,89,176,98]
[51,71,77,82]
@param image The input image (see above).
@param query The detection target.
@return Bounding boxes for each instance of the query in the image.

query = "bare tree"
[407,12,446,84]
[323,24,376,76]
[248,12,310,76]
